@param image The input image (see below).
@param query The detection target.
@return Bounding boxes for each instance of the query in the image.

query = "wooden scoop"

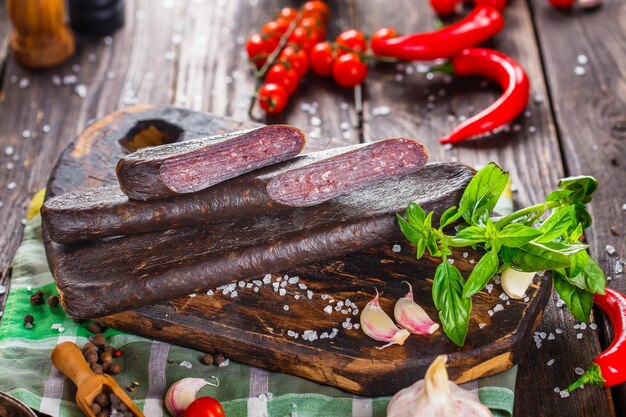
[51,342,145,417]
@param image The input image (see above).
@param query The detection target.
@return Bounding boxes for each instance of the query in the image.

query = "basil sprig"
[397,163,605,346]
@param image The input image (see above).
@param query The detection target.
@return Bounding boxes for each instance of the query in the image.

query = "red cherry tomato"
[299,16,322,32]
[310,42,335,77]
[266,63,300,95]
[246,34,280,67]
[258,83,288,114]
[474,0,508,10]
[262,18,290,36]
[332,52,367,88]
[287,27,316,52]
[183,397,225,417]
[302,1,330,22]
[278,7,298,21]
[548,0,575,8]
[428,0,460,15]
[336,29,367,53]
[371,27,399,45]
[279,46,309,77]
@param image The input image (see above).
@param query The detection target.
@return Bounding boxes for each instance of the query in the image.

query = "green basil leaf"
[459,163,509,226]
[426,234,440,257]
[416,236,426,259]
[406,202,425,226]
[424,211,433,231]
[546,189,572,203]
[463,248,500,298]
[397,215,422,244]
[449,226,488,247]
[432,263,471,346]
[553,270,594,322]
[568,249,588,278]
[573,202,593,230]
[558,175,598,204]
[566,254,606,295]
[440,206,463,229]
[501,241,586,271]
[569,223,584,242]
[499,223,543,247]
[536,206,575,243]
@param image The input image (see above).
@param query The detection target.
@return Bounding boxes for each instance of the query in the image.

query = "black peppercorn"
[83,342,97,353]
[213,353,226,366]
[100,351,113,364]
[29,293,43,306]
[90,363,104,375]
[88,322,102,334]
[47,295,59,308]
[201,353,214,366]
[92,333,106,346]
[95,392,110,407]
[23,314,34,324]
[90,403,101,414]
[84,350,98,364]
[108,362,122,375]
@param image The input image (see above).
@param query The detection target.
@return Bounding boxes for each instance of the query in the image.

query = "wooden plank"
[528,0,626,414]
[358,1,614,416]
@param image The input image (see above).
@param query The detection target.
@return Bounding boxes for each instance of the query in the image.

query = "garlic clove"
[360,289,411,349]
[165,377,219,417]
[394,282,440,335]
[501,267,536,299]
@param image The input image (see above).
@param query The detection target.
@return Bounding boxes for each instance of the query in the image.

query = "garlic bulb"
[165,377,219,417]
[387,356,493,417]
[394,282,439,335]
[501,267,536,299]
[360,289,410,349]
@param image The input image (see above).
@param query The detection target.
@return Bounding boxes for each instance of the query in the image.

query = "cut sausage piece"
[48,162,474,318]
[267,138,428,207]
[116,124,306,200]
[42,138,429,243]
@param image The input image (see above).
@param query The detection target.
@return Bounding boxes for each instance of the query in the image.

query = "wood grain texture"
[529,0,626,415]
[43,107,551,395]
[358,0,614,416]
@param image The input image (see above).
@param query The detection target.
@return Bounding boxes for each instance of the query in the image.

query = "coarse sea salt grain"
[392,244,401,253]
[298,283,307,290]
[575,367,585,376]
[493,304,504,313]
[580,323,587,330]
[554,387,561,393]
[555,328,563,334]
[283,305,289,311]
[488,310,494,316]
[576,333,583,339]
[307,290,313,299]
[179,361,192,369]
[263,274,272,284]
[605,245,616,255]
[547,359,555,366]
[230,291,238,298]
[589,323,598,330]
[548,333,555,340]
[207,290,214,296]
[324,306,332,314]
[288,276,299,284]
[559,390,570,398]
[0,285,6,295]
[279,288,287,296]
[479,323,486,329]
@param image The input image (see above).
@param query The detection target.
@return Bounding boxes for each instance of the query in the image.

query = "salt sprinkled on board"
[206,290,213,296]
[4,146,14,156]
[324,306,332,314]
[589,323,598,330]
[555,328,563,334]
[19,78,30,89]
[279,289,286,296]
[575,367,585,376]
[554,387,561,393]
[605,245,616,255]
[298,283,307,290]
[307,290,313,299]
[577,54,589,65]
[547,359,555,366]
[559,390,570,398]
[179,361,192,369]
[479,323,486,329]
[230,291,238,298]
[548,333,555,340]
[580,323,587,330]
[372,106,391,116]
[493,304,504,313]
[488,310,494,316]
[283,305,289,311]
[576,333,583,339]
[392,244,401,253]
[288,276,299,284]
[0,285,6,295]
[219,359,229,367]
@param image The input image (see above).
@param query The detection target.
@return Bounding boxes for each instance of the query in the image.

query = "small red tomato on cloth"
[183,397,225,417]
[332,52,367,88]
[258,83,288,114]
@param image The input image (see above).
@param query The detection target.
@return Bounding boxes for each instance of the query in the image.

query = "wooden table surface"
[0,0,624,415]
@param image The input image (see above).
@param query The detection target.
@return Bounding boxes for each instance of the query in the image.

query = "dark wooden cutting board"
[42,106,551,396]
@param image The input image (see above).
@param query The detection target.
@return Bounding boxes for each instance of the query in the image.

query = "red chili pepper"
[439,47,529,144]
[568,288,626,391]
[370,6,504,61]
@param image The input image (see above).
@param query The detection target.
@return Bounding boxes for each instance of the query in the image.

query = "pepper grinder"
[68,0,125,38]
[6,0,75,69]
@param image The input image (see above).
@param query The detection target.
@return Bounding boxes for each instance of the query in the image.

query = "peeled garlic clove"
[394,282,439,335]
[387,355,493,417]
[501,267,536,299]
[165,377,218,417]
[360,289,410,349]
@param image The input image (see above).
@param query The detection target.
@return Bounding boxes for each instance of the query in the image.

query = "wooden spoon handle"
[51,341,94,388]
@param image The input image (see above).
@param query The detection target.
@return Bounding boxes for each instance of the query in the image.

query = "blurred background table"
[0,0,624,416]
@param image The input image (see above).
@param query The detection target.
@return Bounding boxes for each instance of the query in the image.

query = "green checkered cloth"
[0,216,516,417]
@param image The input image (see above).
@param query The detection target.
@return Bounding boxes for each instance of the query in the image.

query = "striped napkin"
[0,212,515,417]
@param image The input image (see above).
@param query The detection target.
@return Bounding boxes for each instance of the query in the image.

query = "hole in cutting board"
[118,119,184,153]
